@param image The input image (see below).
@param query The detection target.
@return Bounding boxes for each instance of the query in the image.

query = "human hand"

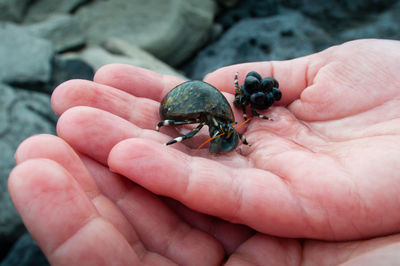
[9,134,247,265]
[8,135,400,265]
[47,39,400,242]
[9,38,400,265]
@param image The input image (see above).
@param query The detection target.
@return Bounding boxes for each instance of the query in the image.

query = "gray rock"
[67,44,185,78]
[184,10,331,79]
[0,83,56,259]
[0,232,49,266]
[103,38,186,78]
[0,0,31,22]
[0,23,54,85]
[23,0,90,22]
[216,0,279,30]
[75,0,217,66]
[24,14,85,53]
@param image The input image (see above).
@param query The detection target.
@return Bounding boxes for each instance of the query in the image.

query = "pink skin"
[8,39,400,265]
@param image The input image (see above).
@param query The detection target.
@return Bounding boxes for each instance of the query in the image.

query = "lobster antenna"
[194,132,225,153]
[193,118,252,154]
[235,117,252,130]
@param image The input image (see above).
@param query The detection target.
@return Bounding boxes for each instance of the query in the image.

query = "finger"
[92,64,250,127]
[51,79,160,130]
[56,106,175,164]
[93,64,184,102]
[203,55,321,106]
[289,40,400,121]
[57,106,237,162]
[15,134,98,196]
[225,234,301,265]
[8,159,142,265]
[108,138,308,238]
[303,234,400,265]
[164,198,254,254]
[81,152,225,265]
[16,135,223,264]
[14,134,140,248]
[51,78,250,141]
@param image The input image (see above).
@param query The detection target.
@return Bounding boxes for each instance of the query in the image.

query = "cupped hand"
[9,134,234,265]
[9,135,400,265]
[8,38,400,265]
[51,39,400,242]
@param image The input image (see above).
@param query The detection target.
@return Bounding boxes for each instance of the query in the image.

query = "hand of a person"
[45,39,400,241]
[9,134,400,265]
[8,38,400,265]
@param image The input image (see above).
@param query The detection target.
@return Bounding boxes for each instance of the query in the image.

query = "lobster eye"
[244,76,260,93]
[209,132,239,154]
[250,92,265,105]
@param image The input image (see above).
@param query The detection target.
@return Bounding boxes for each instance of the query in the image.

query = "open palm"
[60,39,399,240]
[9,39,400,265]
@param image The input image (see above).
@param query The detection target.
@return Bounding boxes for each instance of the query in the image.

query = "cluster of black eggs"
[156,71,282,154]
[234,71,282,120]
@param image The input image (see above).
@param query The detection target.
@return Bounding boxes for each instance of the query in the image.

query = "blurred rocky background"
[0,0,399,264]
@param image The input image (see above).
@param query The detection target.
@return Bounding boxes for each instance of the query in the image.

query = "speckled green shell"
[160,81,234,123]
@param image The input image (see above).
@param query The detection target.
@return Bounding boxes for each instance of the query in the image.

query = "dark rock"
[216,0,279,30]
[216,0,240,8]
[183,10,331,79]
[44,56,95,94]
[24,14,85,53]
[281,0,398,30]
[9,57,95,95]
[0,84,56,258]
[0,23,54,85]
[339,2,400,41]
[0,0,31,22]
[0,232,49,266]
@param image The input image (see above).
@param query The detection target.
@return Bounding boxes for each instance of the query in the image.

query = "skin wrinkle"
[303,57,311,89]
[108,167,203,263]
[130,240,147,261]
[160,219,189,259]
[309,60,394,121]
[330,170,362,240]
[285,125,320,154]
[113,183,140,248]
[280,168,318,239]
[338,140,398,238]
[292,97,399,142]
[261,144,355,239]
[81,157,146,249]
[227,170,245,223]
[283,180,314,241]
[126,96,158,127]
[281,239,302,266]
[269,60,275,78]
[49,215,104,256]
[331,149,365,239]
